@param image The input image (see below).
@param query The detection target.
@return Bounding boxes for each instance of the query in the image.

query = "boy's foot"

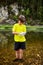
[13,59,19,62]
[19,59,24,62]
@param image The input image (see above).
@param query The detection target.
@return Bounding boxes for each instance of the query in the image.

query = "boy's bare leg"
[16,50,19,59]
[19,49,23,59]
[13,50,19,61]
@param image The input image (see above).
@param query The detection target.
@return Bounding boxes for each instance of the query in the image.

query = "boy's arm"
[12,32,19,35]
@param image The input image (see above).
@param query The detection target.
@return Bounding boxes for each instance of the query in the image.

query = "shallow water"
[0,32,43,65]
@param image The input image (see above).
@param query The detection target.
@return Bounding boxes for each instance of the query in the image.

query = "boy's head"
[18,15,26,24]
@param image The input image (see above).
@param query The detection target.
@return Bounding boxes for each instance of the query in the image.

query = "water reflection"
[0,32,43,49]
[0,32,14,49]
[0,32,43,65]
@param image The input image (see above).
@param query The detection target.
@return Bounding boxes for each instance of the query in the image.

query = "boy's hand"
[12,32,19,35]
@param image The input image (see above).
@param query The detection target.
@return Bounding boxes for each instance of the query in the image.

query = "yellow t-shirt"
[12,23,26,42]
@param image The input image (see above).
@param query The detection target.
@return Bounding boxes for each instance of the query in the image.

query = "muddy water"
[0,32,43,65]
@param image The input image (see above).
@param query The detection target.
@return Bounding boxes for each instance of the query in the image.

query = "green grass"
[0,25,43,32]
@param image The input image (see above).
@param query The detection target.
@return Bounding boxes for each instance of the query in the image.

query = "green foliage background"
[0,0,43,24]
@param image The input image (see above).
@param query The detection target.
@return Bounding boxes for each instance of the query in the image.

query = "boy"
[12,15,26,62]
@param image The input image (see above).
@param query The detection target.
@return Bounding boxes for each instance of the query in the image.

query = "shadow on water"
[0,31,43,65]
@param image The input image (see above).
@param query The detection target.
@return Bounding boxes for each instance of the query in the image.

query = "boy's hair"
[19,15,26,23]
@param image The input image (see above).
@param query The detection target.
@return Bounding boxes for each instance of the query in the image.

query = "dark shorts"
[14,42,26,50]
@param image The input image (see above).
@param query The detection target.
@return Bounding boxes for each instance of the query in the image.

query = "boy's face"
[18,20,23,25]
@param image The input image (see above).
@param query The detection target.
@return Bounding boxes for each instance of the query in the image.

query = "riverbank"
[0,25,43,32]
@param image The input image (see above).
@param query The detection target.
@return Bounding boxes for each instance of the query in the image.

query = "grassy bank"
[0,25,43,32]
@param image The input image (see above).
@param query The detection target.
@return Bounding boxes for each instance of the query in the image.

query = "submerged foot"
[13,59,19,62]
[18,59,24,62]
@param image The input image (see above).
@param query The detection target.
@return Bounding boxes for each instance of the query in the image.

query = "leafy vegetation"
[0,0,43,25]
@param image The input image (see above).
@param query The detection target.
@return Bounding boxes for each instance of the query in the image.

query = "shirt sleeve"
[23,25,26,32]
[12,24,16,32]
